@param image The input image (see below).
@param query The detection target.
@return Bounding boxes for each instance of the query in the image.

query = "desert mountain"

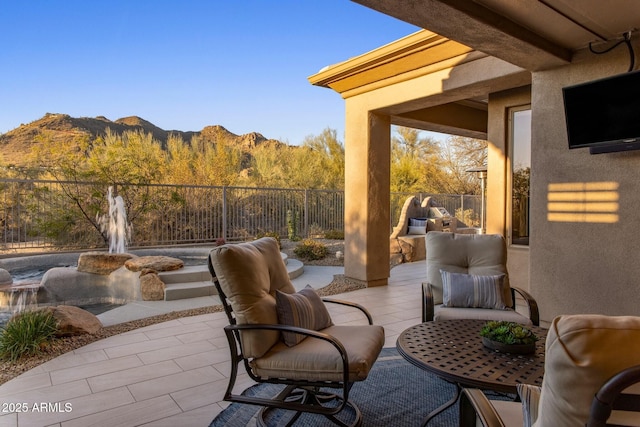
[0,113,283,167]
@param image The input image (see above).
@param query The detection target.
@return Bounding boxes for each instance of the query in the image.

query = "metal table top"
[397,319,546,394]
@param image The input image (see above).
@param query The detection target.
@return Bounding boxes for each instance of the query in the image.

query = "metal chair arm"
[422,282,435,322]
[459,388,508,427]
[511,287,540,326]
[322,298,374,325]
[225,323,349,363]
[588,364,640,427]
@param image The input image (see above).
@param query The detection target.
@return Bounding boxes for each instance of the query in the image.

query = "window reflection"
[511,108,531,246]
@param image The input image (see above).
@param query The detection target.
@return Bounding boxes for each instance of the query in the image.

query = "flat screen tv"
[563,70,640,154]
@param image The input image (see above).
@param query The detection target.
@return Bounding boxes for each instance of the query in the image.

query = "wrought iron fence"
[0,179,480,252]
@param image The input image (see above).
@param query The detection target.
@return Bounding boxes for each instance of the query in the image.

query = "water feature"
[98,186,131,254]
[0,187,134,326]
[0,283,40,326]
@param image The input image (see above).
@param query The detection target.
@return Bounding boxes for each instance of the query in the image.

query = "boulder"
[397,239,414,261]
[0,268,12,286]
[390,253,404,268]
[140,268,165,301]
[125,256,184,272]
[389,238,402,254]
[77,252,137,275]
[38,305,102,336]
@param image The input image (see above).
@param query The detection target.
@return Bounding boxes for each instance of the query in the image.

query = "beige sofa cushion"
[209,237,295,358]
[426,231,512,306]
[251,324,385,382]
[534,314,640,427]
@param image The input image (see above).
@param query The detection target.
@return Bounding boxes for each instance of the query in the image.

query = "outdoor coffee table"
[396,319,547,425]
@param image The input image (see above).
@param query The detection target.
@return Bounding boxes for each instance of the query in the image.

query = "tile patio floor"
[0,262,424,427]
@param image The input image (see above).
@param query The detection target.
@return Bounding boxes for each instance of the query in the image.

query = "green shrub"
[286,210,300,241]
[256,231,281,249]
[0,310,58,362]
[294,239,328,261]
[324,229,344,240]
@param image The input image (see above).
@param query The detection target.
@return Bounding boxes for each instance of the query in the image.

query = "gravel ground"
[0,239,358,385]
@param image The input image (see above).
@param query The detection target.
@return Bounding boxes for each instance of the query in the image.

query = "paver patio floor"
[0,262,424,427]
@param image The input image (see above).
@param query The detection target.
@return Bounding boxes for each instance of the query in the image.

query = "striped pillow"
[275,285,333,346]
[517,383,541,427]
[409,217,428,227]
[440,270,507,309]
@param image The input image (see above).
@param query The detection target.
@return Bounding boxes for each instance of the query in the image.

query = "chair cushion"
[534,314,640,427]
[251,324,385,382]
[276,285,333,346]
[440,270,507,309]
[408,225,427,235]
[434,305,532,325]
[209,237,296,358]
[426,231,512,307]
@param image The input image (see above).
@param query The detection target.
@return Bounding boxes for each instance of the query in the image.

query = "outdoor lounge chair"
[422,231,539,325]
[208,237,385,426]
[459,314,640,426]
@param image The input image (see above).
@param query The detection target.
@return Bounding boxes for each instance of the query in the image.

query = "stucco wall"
[530,43,640,323]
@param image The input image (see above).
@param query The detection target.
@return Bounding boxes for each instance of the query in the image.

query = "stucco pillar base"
[345,276,388,288]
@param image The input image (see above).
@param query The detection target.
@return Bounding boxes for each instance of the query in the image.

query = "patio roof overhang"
[350,0,639,73]
[308,29,531,139]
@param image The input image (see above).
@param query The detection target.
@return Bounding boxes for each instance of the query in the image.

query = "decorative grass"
[0,310,58,362]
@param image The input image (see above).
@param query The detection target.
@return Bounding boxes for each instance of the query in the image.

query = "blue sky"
[0,1,422,145]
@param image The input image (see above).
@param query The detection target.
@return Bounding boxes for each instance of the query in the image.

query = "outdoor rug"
[210,347,509,426]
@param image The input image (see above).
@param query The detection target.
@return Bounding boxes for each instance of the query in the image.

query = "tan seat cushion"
[434,305,532,325]
[209,237,295,358]
[534,314,640,427]
[251,324,385,382]
[426,232,512,307]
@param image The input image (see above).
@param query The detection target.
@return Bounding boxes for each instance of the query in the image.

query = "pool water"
[78,303,123,316]
[9,256,206,283]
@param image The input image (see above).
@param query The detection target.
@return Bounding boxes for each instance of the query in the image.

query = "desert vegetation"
[0,125,486,249]
[1,125,485,194]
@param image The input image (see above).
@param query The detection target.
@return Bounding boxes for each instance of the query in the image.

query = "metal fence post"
[222,186,227,240]
[304,189,309,237]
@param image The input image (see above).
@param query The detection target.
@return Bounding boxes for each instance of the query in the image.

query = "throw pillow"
[440,270,507,309]
[517,383,540,427]
[408,225,427,235]
[409,217,428,227]
[275,285,334,346]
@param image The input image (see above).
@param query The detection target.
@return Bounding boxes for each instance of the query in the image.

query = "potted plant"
[480,321,539,354]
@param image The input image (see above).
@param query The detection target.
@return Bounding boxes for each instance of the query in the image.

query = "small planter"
[482,337,536,354]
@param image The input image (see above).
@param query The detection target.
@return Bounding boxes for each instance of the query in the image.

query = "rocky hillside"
[0,113,283,167]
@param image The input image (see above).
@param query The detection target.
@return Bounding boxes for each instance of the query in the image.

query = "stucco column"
[344,104,390,287]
